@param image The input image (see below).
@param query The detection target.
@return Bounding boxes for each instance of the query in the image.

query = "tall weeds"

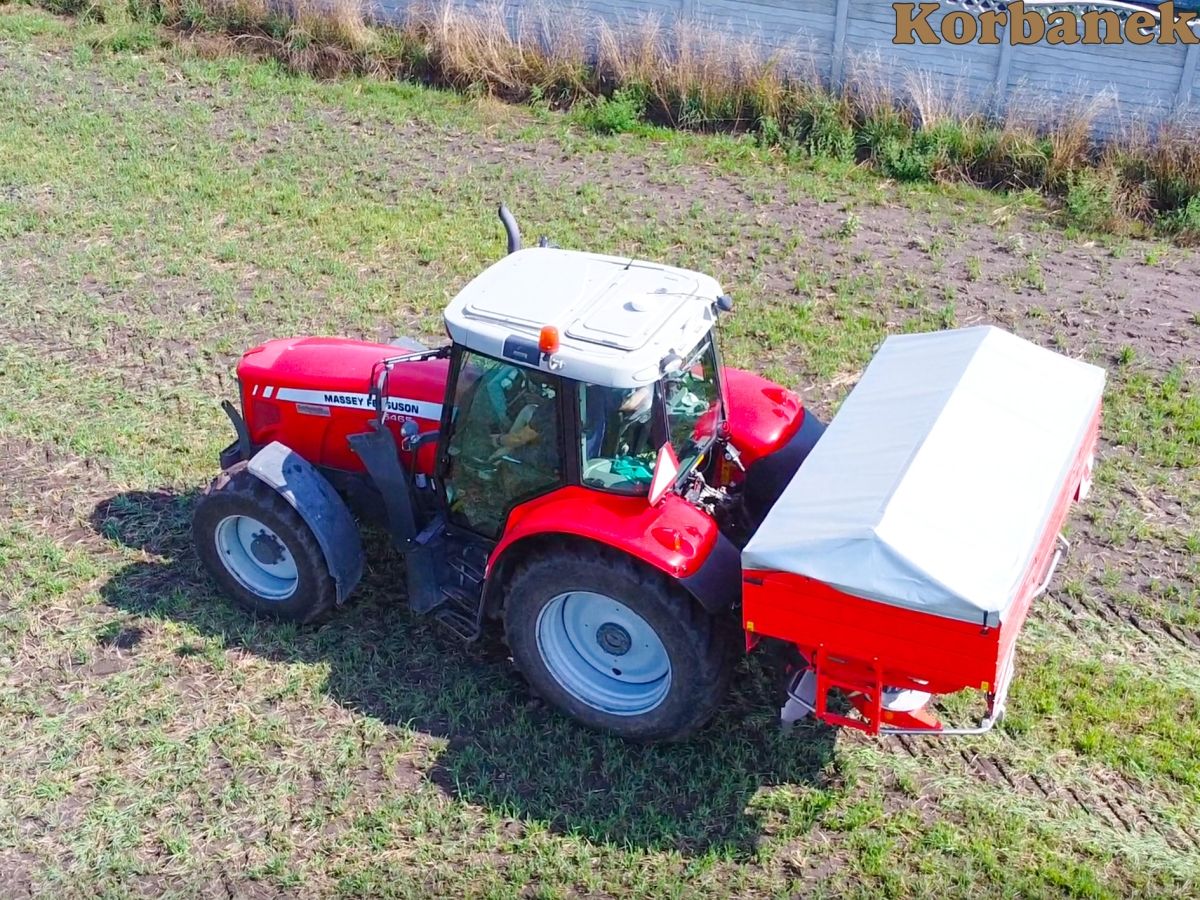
[45,0,1200,240]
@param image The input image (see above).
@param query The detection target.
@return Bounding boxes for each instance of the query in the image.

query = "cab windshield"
[663,338,722,476]
[577,339,722,496]
[578,383,658,494]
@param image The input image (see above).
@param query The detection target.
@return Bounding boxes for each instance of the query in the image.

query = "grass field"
[1,7,1199,897]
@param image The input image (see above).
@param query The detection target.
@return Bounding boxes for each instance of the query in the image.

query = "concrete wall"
[377,1,1200,136]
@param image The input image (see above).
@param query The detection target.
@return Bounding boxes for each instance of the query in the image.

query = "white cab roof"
[443,248,722,387]
[742,327,1106,627]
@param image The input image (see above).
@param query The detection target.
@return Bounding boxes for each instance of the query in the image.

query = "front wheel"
[502,545,733,741]
[193,463,338,624]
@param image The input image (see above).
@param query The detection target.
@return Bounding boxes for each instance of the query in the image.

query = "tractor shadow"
[92,489,839,858]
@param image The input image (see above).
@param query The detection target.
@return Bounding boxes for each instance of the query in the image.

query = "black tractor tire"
[502,544,734,742]
[193,463,338,624]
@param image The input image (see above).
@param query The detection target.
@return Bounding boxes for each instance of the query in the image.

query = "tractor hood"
[239,337,449,418]
[741,327,1105,627]
[236,337,450,474]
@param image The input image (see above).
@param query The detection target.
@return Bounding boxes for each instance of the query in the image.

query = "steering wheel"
[481,365,529,429]
[503,370,532,421]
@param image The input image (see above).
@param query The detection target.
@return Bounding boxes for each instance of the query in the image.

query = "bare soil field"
[1,8,1198,897]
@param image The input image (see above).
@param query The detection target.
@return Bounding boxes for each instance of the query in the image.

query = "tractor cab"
[437,246,730,539]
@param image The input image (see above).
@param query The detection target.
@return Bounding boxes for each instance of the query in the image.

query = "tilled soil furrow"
[895,735,922,759]
[1092,596,1200,648]
[1161,620,1200,650]
[0,435,122,547]
[1027,772,1053,799]
[884,731,1195,849]
[1051,587,1200,653]
[1101,795,1137,833]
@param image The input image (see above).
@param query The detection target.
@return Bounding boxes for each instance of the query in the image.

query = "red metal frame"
[744,402,1102,734]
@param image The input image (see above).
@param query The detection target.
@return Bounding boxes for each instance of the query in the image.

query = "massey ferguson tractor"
[194,207,1105,741]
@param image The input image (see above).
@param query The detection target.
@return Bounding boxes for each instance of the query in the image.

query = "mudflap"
[679,530,743,614]
[346,421,441,613]
[246,441,364,604]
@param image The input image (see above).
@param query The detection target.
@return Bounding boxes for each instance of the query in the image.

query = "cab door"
[438,347,567,537]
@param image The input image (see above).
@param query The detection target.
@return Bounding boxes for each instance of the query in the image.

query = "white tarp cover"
[742,326,1106,626]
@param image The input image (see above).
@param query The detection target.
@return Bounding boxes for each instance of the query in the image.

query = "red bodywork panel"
[742,402,1102,733]
[491,487,719,580]
[721,367,805,466]
[237,338,449,475]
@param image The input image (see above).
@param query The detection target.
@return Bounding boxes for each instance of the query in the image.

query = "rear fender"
[246,441,364,604]
[486,487,740,616]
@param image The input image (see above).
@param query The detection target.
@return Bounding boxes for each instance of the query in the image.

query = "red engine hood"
[237,337,450,474]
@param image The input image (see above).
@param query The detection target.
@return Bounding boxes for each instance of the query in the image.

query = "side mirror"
[648,443,680,506]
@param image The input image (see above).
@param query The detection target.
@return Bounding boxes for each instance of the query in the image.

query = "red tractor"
[194,207,1104,741]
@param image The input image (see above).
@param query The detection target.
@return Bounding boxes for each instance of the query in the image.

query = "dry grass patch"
[32,0,1200,242]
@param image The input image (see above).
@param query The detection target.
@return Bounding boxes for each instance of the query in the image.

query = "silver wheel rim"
[213,515,299,601]
[535,591,671,716]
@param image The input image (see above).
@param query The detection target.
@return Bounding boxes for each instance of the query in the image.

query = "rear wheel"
[193,463,337,624]
[503,545,733,741]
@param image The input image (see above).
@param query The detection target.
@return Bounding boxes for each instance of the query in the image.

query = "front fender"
[246,441,364,604]
[489,487,740,615]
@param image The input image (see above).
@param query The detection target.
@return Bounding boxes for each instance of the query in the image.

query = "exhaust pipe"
[498,203,522,255]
